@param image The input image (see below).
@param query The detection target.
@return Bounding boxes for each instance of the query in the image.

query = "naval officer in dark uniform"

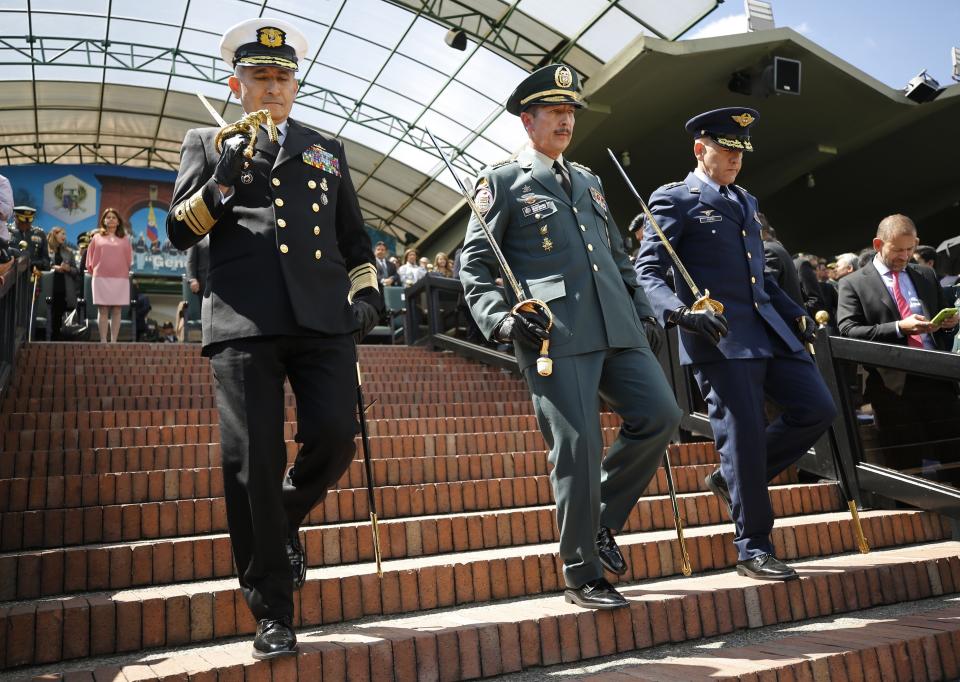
[634,108,836,581]
[166,17,381,658]
[12,206,50,271]
[459,65,681,609]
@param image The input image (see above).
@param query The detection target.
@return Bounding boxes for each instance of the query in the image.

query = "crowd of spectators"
[372,240,458,289]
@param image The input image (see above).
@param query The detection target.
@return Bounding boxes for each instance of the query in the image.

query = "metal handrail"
[0,253,31,401]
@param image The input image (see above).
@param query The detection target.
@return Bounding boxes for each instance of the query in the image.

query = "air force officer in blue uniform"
[634,108,836,581]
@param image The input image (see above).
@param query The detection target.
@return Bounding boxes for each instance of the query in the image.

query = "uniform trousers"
[523,345,682,588]
[693,350,836,560]
[208,334,358,621]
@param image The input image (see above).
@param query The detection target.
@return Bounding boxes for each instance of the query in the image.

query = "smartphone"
[930,307,958,325]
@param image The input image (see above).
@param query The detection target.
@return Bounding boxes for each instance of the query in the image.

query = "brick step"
[12,364,508,378]
[3,413,602,453]
[0,478,842,554]
[0,465,800,598]
[0,438,719,484]
[0,401,539,434]
[3,425,578,461]
[3,385,533,403]
[7,540,958,676]
[2,458,768,515]
[14,342,457,360]
[9,378,523,397]
[579,602,960,681]
[0,505,937,609]
[2,390,533,414]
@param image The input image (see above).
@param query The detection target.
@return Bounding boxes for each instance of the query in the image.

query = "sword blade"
[605,148,706,301]
[196,93,228,127]
[425,128,527,303]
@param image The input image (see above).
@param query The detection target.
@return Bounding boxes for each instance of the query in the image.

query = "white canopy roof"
[0,0,719,243]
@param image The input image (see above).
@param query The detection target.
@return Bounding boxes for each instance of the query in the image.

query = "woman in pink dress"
[86,208,133,342]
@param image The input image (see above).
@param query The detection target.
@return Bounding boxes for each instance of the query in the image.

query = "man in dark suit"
[759,219,803,307]
[373,240,398,287]
[635,107,836,582]
[460,64,681,610]
[837,214,958,429]
[166,17,381,659]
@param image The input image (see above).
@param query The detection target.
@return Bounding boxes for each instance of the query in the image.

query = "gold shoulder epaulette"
[490,156,518,169]
[570,161,592,173]
[661,181,685,190]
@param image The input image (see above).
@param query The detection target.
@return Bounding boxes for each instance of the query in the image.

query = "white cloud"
[793,21,811,35]
[685,13,748,40]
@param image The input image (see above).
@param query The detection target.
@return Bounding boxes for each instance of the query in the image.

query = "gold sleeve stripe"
[347,263,379,302]
[174,189,217,236]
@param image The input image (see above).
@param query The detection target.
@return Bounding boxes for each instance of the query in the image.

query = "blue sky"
[684,0,960,89]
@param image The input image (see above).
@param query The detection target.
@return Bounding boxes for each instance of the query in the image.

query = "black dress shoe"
[596,526,628,576]
[286,531,306,590]
[705,468,733,520]
[736,553,798,581]
[252,617,297,659]
[564,578,629,610]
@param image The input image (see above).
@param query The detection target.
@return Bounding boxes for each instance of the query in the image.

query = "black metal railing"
[0,253,31,400]
[813,331,960,518]
[403,274,518,373]
[409,276,960,522]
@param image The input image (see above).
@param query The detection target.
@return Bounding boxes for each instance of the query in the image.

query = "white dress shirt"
[873,255,934,349]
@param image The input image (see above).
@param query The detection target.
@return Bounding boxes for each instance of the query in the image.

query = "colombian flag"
[146,204,158,243]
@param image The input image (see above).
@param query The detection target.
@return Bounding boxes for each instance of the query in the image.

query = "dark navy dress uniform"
[167,19,380,631]
[12,206,50,271]
[634,108,836,562]
[460,65,681,594]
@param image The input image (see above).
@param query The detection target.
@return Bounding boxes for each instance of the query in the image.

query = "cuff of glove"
[353,286,384,315]
[666,307,687,328]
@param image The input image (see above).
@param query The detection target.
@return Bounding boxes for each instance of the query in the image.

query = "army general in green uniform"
[459,65,681,609]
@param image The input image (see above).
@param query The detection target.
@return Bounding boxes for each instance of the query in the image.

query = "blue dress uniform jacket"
[460,146,680,588]
[166,119,378,350]
[460,147,653,371]
[634,172,805,364]
[635,170,835,562]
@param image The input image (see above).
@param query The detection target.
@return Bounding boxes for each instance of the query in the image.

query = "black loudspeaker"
[444,28,467,51]
[772,56,801,95]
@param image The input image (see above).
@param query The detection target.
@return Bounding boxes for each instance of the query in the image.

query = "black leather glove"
[353,300,379,342]
[796,315,817,344]
[352,287,384,342]
[642,317,663,355]
[494,307,550,348]
[213,135,249,187]
[673,306,730,346]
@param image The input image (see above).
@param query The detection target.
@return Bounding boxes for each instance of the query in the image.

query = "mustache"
[554,127,572,135]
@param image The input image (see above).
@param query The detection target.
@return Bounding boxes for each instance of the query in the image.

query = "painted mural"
[4,163,399,277]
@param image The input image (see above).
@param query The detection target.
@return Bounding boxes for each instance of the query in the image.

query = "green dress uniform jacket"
[459,147,654,371]
[166,119,378,350]
[459,146,680,588]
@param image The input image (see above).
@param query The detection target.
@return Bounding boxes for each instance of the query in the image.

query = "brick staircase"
[2,342,958,681]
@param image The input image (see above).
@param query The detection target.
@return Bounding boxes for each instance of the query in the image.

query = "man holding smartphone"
[837,214,960,435]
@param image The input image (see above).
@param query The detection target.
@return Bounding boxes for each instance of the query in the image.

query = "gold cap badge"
[731,112,755,128]
[257,27,286,48]
[554,65,573,88]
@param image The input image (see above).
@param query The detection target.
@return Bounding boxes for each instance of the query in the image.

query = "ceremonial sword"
[424,128,555,377]
[807,312,870,554]
[605,148,724,315]
[194,92,385,574]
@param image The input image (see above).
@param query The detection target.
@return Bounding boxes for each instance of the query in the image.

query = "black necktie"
[553,160,572,199]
